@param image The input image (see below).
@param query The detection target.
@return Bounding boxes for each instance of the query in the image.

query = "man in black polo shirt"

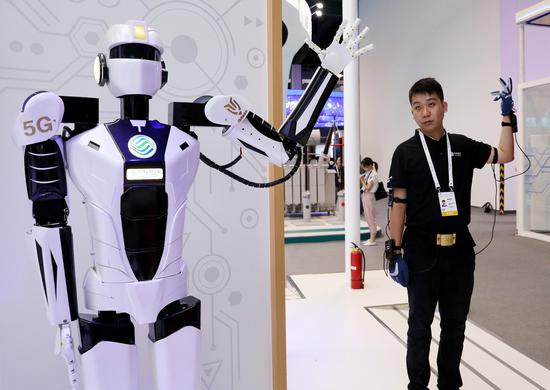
[388,77,515,390]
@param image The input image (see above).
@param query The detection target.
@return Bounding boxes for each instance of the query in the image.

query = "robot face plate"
[106,58,162,97]
[110,43,161,61]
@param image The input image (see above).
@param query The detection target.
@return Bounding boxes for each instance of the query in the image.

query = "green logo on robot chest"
[128,135,157,158]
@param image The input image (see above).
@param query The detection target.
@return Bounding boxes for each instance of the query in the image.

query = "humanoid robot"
[12,19,371,390]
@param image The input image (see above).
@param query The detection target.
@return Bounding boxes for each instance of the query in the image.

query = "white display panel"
[0,1,273,389]
[518,78,550,242]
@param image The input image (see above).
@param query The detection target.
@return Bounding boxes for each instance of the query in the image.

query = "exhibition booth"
[0,0,549,390]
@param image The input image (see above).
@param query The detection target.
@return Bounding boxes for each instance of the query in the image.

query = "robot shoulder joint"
[12,91,64,146]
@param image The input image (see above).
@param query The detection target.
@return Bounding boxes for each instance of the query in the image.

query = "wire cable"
[200,147,302,188]
[501,133,531,181]
[475,164,498,255]
[476,133,531,255]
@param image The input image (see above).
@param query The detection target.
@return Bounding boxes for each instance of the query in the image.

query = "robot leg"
[149,296,201,390]
[79,311,138,390]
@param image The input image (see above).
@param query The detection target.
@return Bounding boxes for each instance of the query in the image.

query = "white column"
[343,0,361,277]
[519,23,525,83]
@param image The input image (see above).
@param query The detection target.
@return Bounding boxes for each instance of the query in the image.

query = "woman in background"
[360,157,379,246]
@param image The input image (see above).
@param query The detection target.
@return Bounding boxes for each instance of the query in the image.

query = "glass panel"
[522,82,550,234]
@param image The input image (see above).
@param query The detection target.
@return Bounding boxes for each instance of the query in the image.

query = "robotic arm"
[207,19,372,164]
[12,91,98,390]
[171,19,372,185]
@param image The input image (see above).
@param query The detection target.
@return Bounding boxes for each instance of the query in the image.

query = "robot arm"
[202,95,296,165]
[12,91,97,389]
[13,92,78,326]
[279,19,372,146]
[201,19,373,166]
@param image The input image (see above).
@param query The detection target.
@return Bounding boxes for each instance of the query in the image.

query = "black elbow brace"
[393,197,407,204]
[492,147,499,164]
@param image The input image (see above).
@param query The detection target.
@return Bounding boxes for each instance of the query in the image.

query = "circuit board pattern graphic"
[0,1,271,389]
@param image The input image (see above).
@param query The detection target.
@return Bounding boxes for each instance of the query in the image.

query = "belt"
[436,233,456,246]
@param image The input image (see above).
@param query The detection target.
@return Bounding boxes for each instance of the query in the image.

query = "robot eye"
[110,43,161,61]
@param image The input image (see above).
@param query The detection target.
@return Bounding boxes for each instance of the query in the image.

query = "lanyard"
[418,130,454,192]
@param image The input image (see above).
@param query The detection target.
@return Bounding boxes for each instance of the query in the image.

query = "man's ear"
[443,101,448,113]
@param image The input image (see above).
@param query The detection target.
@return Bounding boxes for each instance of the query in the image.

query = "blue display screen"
[286,89,344,128]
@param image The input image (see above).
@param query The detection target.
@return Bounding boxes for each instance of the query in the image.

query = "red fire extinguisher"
[350,243,365,289]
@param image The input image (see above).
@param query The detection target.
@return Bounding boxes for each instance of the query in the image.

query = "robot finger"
[355,25,370,43]
[343,19,361,42]
[352,43,374,58]
[350,18,361,32]
[305,38,324,57]
[348,26,368,50]
[332,19,348,44]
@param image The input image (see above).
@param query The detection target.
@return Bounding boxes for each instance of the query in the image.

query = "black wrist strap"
[501,112,518,133]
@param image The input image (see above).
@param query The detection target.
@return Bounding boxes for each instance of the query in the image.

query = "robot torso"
[65,119,199,323]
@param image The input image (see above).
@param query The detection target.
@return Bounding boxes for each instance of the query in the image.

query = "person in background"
[360,157,379,246]
[335,156,344,192]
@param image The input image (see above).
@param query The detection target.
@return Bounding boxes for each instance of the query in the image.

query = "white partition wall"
[516,1,550,243]
[358,0,502,208]
[517,78,550,242]
[0,1,274,389]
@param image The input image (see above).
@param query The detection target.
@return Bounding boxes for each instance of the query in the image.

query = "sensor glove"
[388,254,408,288]
[491,77,514,116]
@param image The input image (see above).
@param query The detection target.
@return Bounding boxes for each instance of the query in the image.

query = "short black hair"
[408,77,444,104]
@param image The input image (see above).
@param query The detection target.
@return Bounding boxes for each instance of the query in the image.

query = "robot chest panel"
[66,120,199,281]
[67,119,199,206]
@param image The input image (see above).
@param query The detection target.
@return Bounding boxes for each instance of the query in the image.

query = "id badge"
[438,191,458,217]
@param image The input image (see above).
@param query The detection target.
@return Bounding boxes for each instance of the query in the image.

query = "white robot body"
[13,18,372,389]
[66,119,199,324]
[152,326,201,390]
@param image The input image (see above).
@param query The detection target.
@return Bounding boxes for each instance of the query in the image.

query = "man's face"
[410,92,447,135]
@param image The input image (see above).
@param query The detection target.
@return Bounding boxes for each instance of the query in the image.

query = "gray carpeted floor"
[285,201,550,369]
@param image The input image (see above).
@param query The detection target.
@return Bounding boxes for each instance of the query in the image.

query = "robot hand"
[305,18,374,75]
[491,77,514,116]
[54,323,79,390]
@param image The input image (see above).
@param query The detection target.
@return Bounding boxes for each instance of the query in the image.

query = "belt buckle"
[436,233,456,246]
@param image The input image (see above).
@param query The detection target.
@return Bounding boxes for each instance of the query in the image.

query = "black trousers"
[405,248,475,390]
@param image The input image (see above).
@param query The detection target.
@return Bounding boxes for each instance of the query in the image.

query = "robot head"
[94,20,168,98]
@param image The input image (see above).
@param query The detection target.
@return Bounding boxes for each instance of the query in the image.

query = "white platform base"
[287,271,550,390]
